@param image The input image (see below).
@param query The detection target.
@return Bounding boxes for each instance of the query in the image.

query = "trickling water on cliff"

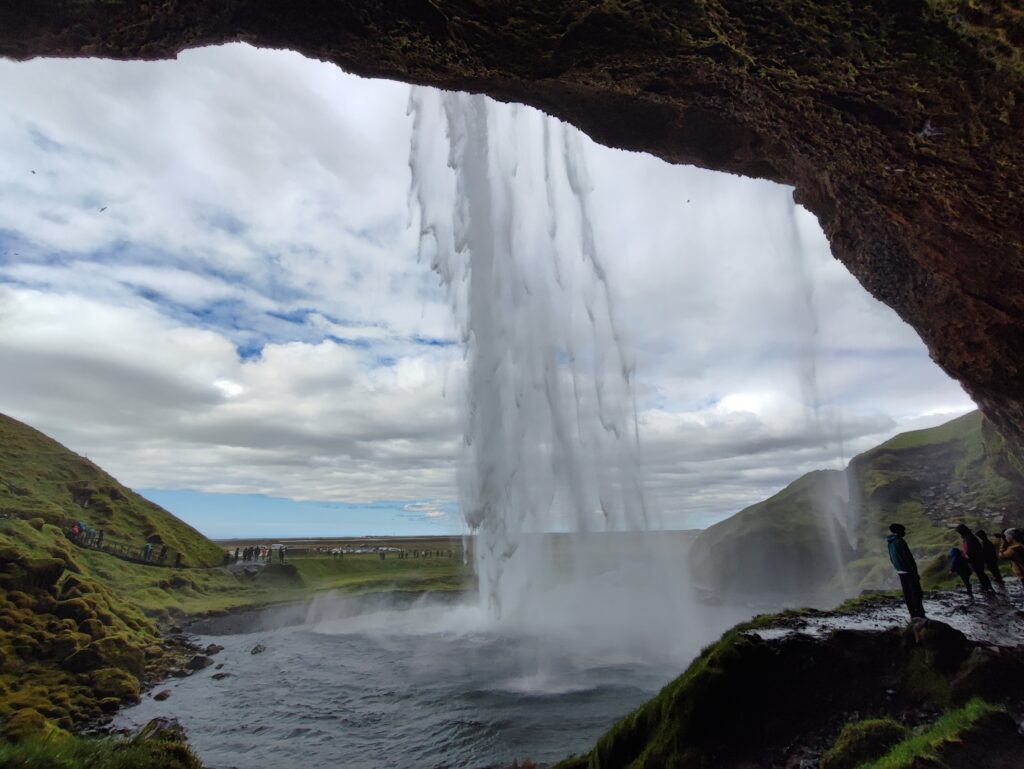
[408,90,650,617]
[775,194,854,583]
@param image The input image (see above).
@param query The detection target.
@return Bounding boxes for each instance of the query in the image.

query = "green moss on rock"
[820,718,910,769]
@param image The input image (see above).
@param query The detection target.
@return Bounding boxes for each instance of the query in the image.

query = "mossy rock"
[89,667,140,702]
[62,636,144,677]
[54,598,95,623]
[820,718,910,769]
[78,618,107,639]
[0,708,69,743]
[58,574,92,599]
[21,558,65,588]
[49,631,86,662]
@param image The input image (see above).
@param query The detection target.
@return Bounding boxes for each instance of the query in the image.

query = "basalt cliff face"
[3,1,1023,448]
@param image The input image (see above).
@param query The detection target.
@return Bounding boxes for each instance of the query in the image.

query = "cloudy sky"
[0,44,973,538]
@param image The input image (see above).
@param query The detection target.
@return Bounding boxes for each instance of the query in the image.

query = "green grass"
[0,730,201,769]
[820,717,909,769]
[859,699,1003,769]
[874,412,983,452]
[0,413,221,568]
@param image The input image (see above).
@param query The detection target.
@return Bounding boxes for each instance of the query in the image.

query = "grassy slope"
[0,414,221,568]
[846,411,1024,589]
[688,469,853,594]
[691,411,1024,594]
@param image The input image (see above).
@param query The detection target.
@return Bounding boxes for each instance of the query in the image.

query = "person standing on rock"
[955,524,994,593]
[974,529,1004,587]
[948,546,974,596]
[887,523,926,619]
[999,529,1024,591]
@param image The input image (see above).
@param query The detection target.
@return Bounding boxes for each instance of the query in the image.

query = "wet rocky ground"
[752,586,1024,647]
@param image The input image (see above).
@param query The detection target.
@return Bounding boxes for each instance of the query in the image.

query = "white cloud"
[0,44,975,532]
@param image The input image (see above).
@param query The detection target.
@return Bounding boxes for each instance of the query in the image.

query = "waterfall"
[408,89,648,617]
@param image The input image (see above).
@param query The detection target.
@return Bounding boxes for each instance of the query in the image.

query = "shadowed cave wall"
[3,0,1023,454]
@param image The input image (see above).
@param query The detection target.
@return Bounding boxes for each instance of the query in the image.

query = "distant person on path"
[975,529,1004,586]
[887,523,925,619]
[96,530,104,549]
[279,546,285,563]
[948,546,974,596]
[999,529,1024,590]
[955,524,994,593]
[158,544,168,563]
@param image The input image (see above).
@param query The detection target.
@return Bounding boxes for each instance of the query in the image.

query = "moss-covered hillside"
[0,413,222,568]
[691,411,1024,595]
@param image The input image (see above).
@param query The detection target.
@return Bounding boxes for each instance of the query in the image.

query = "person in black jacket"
[955,524,994,593]
[975,529,1005,587]
[887,523,925,619]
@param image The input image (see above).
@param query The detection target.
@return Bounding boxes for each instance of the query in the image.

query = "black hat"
[889,523,906,535]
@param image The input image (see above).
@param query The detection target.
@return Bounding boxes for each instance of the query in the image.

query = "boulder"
[903,619,971,674]
[50,631,84,662]
[186,655,213,671]
[78,618,107,639]
[54,598,95,623]
[21,557,65,589]
[950,647,1024,704]
[205,643,224,656]
[250,643,266,655]
[153,689,172,701]
[98,697,122,713]
[89,667,140,702]
[136,716,188,743]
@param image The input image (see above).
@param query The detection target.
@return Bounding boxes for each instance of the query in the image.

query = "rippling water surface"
[116,593,756,769]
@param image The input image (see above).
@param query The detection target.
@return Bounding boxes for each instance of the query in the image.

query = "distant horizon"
[207,529,704,543]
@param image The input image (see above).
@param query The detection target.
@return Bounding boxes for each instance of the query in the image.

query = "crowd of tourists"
[887,522,1024,618]
[67,520,183,568]
[222,545,284,566]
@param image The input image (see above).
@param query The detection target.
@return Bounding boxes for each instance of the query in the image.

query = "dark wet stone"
[153,689,171,701]
[186,655,213,671]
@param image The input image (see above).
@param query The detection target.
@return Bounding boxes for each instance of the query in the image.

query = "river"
[115,590,763,768]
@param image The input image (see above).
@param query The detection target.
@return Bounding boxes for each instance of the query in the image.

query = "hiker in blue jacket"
[887,523,925,619]
[948,546,974,595]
